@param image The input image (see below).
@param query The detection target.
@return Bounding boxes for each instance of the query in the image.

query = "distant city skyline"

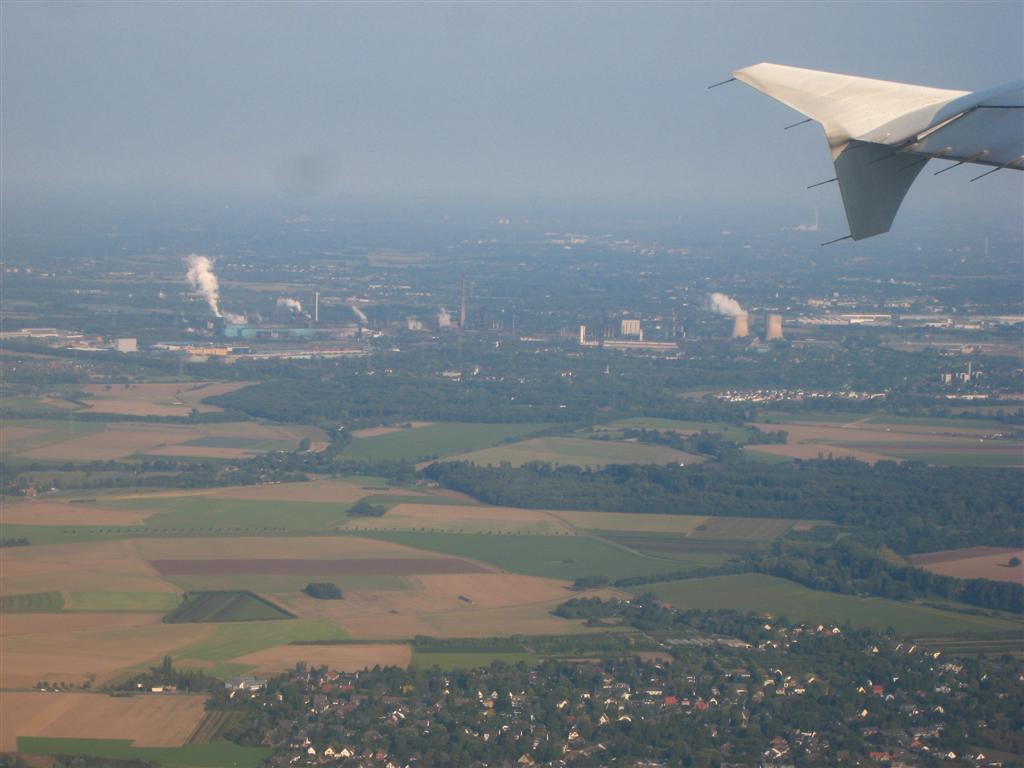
[2,1,1021,236]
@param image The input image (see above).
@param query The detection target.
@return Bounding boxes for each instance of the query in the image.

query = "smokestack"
[314,291,319,323]
[579,324,587,345]
[732,313,750,339]
[459,276,467,329]
[766,313,784,341]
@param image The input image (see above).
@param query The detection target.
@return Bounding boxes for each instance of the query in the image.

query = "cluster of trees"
[346,500,387,518]
[112,655,221,694]
[425,458,1022,553]
[746,539,1024,615]
[302,582,343,600]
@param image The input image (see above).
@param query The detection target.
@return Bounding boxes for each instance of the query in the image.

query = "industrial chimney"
[766,313,784,341]
[732,313,750,339]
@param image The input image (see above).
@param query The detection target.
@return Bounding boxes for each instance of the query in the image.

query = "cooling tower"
[766,313,784,341]
[732,313,750,339]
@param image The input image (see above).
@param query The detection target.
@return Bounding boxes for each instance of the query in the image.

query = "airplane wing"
[731,63,1024,240]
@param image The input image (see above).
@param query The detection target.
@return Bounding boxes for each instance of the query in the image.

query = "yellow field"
[0,692,208,750]
[343,502,576,535]
[1,614,209,688]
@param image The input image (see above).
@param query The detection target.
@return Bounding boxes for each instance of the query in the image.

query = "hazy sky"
[3,1,1022,228]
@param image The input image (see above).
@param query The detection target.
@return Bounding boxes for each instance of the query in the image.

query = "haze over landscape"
[1,2,1022,768]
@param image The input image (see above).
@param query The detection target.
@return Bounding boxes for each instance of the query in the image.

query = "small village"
[213,602,1020,768]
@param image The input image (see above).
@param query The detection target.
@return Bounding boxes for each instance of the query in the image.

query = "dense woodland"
[423,459,1022,553]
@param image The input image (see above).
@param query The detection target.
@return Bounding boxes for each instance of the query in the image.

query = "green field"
[450,436,704,468]
[164,591,295,623]
[1,418,107,456]
[690,516,796,540]
[600,532,752,561]
[884,451,1022,467]
[647,574,1024,637]
[412,650,538,670]
[68,591,182,612]
[341,422,550,463]
[605,418,755,442]
[107,496,349,531]
[17,737,270,768]
[353,531,688,581]
[0,591,64,612]
[172,619,347,665]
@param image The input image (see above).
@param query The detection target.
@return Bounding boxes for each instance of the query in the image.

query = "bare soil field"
[910,547,1024,584]
[2,540,179,595]
[1,615,208,688]
[344,503,575,535]
[0,692,208,751]
[1,499,151,526]
[289,574,615,639]
[78,381,249,417]
[350,422,433,438]
[231,643,412,676]
[151,557,491,576]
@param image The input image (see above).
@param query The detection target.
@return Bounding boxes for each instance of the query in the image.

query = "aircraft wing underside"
[731,63,1024,240]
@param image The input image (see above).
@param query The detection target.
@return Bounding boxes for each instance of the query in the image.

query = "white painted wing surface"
[732,63,1024,240]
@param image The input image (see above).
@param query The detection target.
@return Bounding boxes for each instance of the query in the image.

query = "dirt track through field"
[150,557,491,576]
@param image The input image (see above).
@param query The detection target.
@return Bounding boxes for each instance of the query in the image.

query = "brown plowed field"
[1,692,208,750]
[150,557,490,576]
[910,547,1024,584]
[1,499,151,526]
[231,643,412,676]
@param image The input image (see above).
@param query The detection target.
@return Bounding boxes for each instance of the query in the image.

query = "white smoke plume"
[350,304,369,324]
[277,297,303,313]
[437,307,452,328]
[185,254,222,317]
[709,292,744,317]
[223,312,247,325]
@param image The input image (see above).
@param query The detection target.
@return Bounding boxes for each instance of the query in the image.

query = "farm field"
[909,547,1024,584]
[16,738,270,768]
[73,381,252,416]
[67,591,182,612]
[340,421,549,463]
[744,419,1023,467]
[412,650,538,670]
[353,531,680,581]
[231,643,412,676]
[344,502,576,535]
[105,496,350,532]
[1,692,208,751]
[163,591,294,623]
[171,619,348,670]
[0,613,208,688]
[550,510,708,534]
[604,418,755,442]
[1,418,325,461]
[448,436,705,468]
[647,574,1024,636]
